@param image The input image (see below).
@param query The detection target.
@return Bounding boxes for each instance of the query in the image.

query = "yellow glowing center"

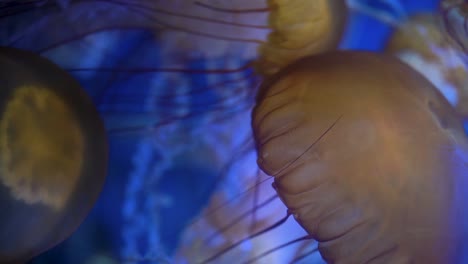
[0,86,84,210]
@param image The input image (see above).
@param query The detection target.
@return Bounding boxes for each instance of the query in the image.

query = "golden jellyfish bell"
[253,51,468,263]
[254,0,348,77]
[0,47,107,263]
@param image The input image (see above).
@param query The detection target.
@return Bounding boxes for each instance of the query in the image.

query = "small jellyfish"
[440,0,468,52]
[253,51,468,263]
[0,47,107,263]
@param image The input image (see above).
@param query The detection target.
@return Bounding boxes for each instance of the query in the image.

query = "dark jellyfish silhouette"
[252,50,468,263]
[0,47,107,263]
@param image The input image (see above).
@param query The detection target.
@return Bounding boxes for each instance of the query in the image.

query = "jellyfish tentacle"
[194,1,270,14]
[200,213,292,264]
[289,246,319,264]
[66,60,254,73]
[242,234,312,264]
[99,0,269,29]
[203,193,278,245]
[2,0,267,54]
[94,0,265,44]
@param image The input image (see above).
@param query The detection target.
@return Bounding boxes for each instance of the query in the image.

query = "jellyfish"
[385,12,468,118]
[0,0,351,263]
[0,47,107,263]
[440,0,468,53]
[252,0,348,76]
[252,50,468,263]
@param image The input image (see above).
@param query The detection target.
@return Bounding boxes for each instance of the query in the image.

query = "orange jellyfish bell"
[254,0,348,76]
[253,51,468,263]
[0,47,107,263]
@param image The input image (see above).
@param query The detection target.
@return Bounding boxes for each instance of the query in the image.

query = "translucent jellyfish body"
[253,51,468,263]
[0,47,107,263]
